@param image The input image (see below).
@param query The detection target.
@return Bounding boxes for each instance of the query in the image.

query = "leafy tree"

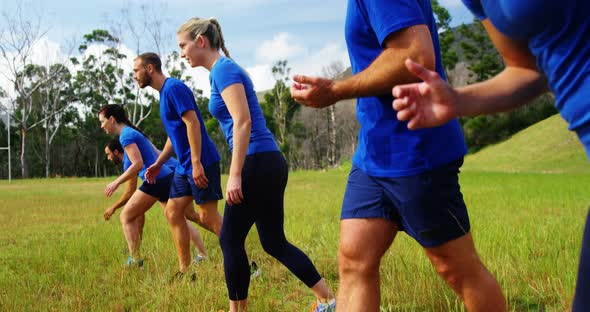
[70,30,131,111]
[457,20,504,82]
[453,19,557,152]
[69,30,136,176]
[431,0,458,72]
[0,7,70,177]
[260,60,304,162]
[37,64,76,177]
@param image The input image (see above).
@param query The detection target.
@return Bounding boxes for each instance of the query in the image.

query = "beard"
[108,157,121,165]
[138,74,152,89]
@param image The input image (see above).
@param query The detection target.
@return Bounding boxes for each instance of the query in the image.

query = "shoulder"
[119,131,135,146]
[164,78,191,93]
[213,57,243,76]
[461,0,487,19]
[123,126,140,137]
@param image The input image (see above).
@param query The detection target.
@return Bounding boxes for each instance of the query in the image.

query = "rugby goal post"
[0,110,11,182]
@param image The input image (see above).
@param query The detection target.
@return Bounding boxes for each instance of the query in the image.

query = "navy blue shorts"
[169,162,223,205]
[341,158,470,248]
[138,172,173,203]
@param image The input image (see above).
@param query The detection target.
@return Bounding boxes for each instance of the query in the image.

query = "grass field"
[463,115,590,174]
[0,167,588,311]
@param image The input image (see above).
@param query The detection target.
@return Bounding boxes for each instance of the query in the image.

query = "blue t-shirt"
[345,0,467,177]
[165,157,180,171]
[209,57,279,155]
[120,126,172,181]
[159,78,220,175]
[462,0,590,157]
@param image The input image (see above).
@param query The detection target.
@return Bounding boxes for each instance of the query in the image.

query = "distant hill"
[463,115,589,173]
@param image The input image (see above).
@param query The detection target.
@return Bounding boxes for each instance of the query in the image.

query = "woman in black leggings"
[176,17,335,312]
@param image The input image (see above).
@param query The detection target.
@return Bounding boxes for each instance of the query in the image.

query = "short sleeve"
[166,83,197,116]
[360,0,426,46]
[212,60,244,93]
[462,0,487,20]
[119,129,137,148]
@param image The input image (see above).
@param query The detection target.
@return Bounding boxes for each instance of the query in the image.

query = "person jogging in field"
[99,105,208,267]
[176,17,336,312]
[290,1,505,311]
[391,1,590,310]
[135,52,223,279]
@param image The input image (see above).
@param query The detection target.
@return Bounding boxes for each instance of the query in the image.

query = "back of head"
[99,104,127,124]
[178,17,231,59]
[136,52,163,73]
[106,139,124,154]
[99,104,148,138]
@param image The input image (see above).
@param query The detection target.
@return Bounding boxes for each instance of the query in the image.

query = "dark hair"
[136,52,162,72]
[106,139,124,154]
[99,104,148,138]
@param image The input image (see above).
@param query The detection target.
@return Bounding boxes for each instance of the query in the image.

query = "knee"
[218,229,229,249]
[260,239,287,258]
[219,231,244,256]
[198,205,218,224]
[119,209,132,225]
[432,256,481,290]
[434,261,461,288]
[165,206,184,223]
[338,243,379,277]
[198,210,211,223]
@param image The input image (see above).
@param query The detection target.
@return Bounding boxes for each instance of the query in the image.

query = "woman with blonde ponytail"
[177,17,336,312]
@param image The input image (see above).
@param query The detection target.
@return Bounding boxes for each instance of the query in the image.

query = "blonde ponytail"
[178,17,231,59]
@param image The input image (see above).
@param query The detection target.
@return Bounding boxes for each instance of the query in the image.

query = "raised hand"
[392,59,459,129]
[290,75,338,108]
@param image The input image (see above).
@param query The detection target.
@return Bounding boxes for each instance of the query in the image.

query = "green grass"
[0,169,588,311]
[463,115,589,173]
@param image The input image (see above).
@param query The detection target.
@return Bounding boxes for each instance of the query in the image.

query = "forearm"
[154,138,173,167]
[186,121,202,167]
[335,50,434,100]
[229,121,251,176]
[110,181,135,210]
[115,163,141,186]
[109,191,132,210]
[336,24,436,101]
[456,66,548,117]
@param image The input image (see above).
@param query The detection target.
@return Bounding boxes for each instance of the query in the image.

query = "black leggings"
[573,207,590,311]
[219,151,322,300]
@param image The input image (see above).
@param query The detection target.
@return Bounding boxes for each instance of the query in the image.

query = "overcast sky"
[0,0,473,98]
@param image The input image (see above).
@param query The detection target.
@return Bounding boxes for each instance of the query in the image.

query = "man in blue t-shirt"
[131,52,223,277]
[291,0,505,310]
[392,1,590,310]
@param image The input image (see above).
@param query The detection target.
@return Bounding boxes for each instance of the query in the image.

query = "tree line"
[0,2,556,179]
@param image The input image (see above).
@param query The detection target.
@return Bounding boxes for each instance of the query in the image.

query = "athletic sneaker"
[250,261,261,278]
[125,256,144,269]
[168,270,197,284]
[309,299,336,312]
[193,254,207,264]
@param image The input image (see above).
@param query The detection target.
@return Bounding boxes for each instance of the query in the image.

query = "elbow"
[412,48,436,72]
[236,118,251,133]
[133,161,144,173]
[184,117,200,129]
[186,120,200,129]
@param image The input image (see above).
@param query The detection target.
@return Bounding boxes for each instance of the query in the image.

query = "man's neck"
[150,73,167,92]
